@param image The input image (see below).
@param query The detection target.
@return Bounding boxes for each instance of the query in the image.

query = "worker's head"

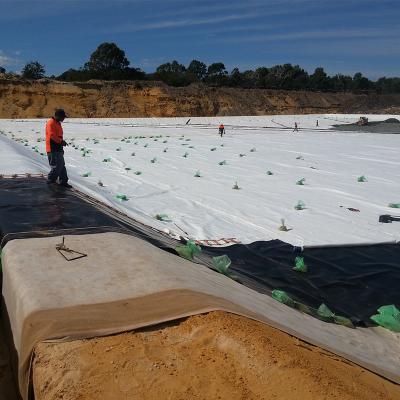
[54,109,67,122]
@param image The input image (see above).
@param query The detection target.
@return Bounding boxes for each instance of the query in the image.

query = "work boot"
[59,182,73,189]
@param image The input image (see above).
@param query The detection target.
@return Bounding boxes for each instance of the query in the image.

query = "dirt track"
[33,311,400,400]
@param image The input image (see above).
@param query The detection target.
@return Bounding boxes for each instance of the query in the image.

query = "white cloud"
[106,11,280,34]
[214,28,400,44]
[0,50,21,68]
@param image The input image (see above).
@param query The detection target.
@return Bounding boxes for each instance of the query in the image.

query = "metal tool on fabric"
[56,236,87,261]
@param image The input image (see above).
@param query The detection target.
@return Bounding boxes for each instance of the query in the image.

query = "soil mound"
[33,311,400,400]
[383,118,400,123]
[334,119,400,133]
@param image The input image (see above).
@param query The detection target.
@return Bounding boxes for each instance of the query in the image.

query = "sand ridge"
[33,312,400,400]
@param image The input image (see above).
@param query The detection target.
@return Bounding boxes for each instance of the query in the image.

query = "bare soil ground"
[33,311,400,400]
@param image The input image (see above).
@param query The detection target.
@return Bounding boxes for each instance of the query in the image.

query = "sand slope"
[1,79,400,119]
[33,312,400,400]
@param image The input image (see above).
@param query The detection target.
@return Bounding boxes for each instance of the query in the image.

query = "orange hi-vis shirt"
[219,124,224,129]
[45,117,63,152]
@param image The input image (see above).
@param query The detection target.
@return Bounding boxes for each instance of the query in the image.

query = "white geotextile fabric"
[1,114,400,248]
[2,232,399,400]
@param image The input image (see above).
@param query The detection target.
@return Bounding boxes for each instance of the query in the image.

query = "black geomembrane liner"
[1,177,399,326]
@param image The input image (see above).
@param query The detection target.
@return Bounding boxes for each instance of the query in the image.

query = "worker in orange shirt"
[46,109,71,188]
[219,123,225,137]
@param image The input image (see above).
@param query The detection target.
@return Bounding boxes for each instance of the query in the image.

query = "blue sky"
[0,0,399,79]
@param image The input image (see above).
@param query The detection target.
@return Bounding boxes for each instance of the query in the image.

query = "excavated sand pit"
[33,311,400,400]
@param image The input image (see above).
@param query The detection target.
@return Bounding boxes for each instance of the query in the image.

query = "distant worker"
[46,109,71,188]
[316,120,319,127]
[293,122,299,133]
[219,123,225,137]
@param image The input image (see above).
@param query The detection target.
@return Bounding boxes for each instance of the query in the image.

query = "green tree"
[309,67,330,91]
[206,62,228,86]
[57,68,93,81]
[154,60,192,86]
[351,72,372,91]
[187,59,207,81]
[156,60,186,74]
[21,61,45,79]
[84,43,129,73]
[207,62,227,77]
[375,77,400,94]
[253,67,270,88]
[330,74,353,92]
[229,68,244,87]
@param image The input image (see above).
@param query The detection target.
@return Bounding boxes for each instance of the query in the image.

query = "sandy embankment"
[33,311,400,400]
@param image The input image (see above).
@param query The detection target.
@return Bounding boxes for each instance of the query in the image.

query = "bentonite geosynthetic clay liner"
[0,178,400,399]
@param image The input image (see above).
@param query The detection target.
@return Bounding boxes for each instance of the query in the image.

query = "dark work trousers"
[47,151,69,184]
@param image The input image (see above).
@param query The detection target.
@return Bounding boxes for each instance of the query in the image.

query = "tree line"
[1,42,399,94]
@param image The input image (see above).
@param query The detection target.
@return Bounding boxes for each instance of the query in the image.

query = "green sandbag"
[175,240,201,261]
[296,178,306,185]
[116,194,128,201]
[357,175,367,182]
[293,256,307,273]
[370,305,400,332]
[266,170,273,175]
[194,170,201,177]
[388,203,400,208]
[317,303,335,321]
[271,290,296,308]
[296,302,354,328]
[212,255,239,281]
[218,160,227,165]
[212,255,231,274]
[187,240,201,255]
[333,315,355,328]
[294,200,306,210]
[155,213,171,222]
[82,172,91,177]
